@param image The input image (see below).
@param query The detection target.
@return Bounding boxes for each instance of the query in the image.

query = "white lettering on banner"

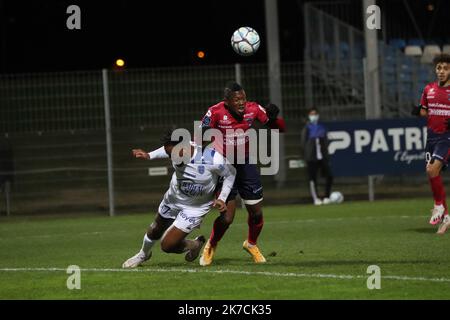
[328,126,427,161]
[327,131,351,155]
[370,129,389,152]
[405,127,422,150]
[354,130,371,153]
[394,151,426,164]
[387,128,404,151]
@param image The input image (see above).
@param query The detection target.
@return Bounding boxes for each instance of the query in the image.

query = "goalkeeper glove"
[264,103,280,121]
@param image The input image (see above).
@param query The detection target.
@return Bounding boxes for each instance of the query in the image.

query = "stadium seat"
[443,45,450,54]
[404,45,422,56]
[407,38,426,47]
[389,38,406,50]
[421,45,442,64]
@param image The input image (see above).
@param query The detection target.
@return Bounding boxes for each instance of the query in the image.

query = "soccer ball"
[231,27,261,56]
[330,191,344,204]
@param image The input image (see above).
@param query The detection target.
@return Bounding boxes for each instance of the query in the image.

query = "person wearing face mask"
[301,107,333,205]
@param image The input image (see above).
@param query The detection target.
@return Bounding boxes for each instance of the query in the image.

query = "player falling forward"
[412,53,450,234]
[122,130,236,268]
[199,82,286,266]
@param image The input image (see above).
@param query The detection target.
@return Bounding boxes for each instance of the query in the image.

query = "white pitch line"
[0,267,449,283]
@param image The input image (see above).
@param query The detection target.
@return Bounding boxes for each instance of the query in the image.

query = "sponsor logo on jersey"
[178,179,205,197]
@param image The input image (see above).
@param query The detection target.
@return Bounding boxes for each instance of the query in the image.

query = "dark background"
[0,0,449,73]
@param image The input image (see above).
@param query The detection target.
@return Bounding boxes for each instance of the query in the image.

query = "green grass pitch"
[1,198,450,299]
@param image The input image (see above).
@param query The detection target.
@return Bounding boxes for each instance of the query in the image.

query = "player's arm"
[132,146,169,160]
[212,156,237,211]
[258,103,286,132]
[411,104,427,117]
[412,86,429,117]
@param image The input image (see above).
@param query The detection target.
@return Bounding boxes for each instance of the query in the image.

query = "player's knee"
[426,162,441,177]
[160,240,176,253]
[221,214,234,226]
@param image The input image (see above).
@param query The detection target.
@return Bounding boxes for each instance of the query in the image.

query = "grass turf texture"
[1,198,449,299]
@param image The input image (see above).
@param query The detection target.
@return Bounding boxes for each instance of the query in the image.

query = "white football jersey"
[150,145,236,207]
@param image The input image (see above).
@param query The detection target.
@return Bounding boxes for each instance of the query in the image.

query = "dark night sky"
[0,0,449,73]
[0,0,304,73]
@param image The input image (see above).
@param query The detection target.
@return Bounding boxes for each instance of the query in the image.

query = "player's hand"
[264,103,280,121]
[132,149,150,160]
[213,199,226,212]
[411,105,421,117]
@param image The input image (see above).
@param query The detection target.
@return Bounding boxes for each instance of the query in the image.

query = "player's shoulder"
[207,101,226,114]
[246,101,263,110]
[423,82,438,92]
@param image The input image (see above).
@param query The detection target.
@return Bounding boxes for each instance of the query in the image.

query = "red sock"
[209,216,229,247]
[429,176,445,206]
[247,214,264,245]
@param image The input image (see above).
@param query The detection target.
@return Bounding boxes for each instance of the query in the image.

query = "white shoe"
[314,199,323,206]
[429,204,445,225]
[322,197,331,205]
[122,251,151,268]
[437,215,450,235]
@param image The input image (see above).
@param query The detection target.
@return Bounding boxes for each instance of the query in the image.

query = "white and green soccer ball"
[231,27,261,56]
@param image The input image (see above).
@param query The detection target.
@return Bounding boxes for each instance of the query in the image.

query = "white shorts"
[158,199,211,233]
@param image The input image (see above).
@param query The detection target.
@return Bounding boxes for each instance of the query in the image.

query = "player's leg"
[320,160,334,204]
[238,163,266,263]
[161,207,206,261]
[200,177,238,266]
[426,140,448,225]
[307,161,321,205]
[160,226,205,261]
[122,213,174,268]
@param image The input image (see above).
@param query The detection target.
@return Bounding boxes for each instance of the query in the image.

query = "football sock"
[429,176,445,206]
[209,216,229,247]
[140,233,155,256]
[248,213,264,245]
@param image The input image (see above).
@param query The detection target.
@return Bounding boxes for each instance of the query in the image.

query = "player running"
[199,82,286,266]
[122,129,236,268]
[412,53,450,234]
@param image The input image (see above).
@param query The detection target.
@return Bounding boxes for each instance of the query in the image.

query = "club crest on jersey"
[198,165,205,174]
[223,115,228,120]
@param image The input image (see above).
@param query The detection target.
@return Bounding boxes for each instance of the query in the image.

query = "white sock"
[140,234,155,256]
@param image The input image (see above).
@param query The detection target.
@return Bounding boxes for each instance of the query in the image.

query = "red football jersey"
[201,101,270,157]
[420,82,450,134]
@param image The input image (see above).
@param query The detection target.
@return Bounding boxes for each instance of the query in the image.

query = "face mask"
[309,114,319,123]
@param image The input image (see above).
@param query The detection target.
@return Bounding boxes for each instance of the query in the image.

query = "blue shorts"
[216,163,263,203]
[426,131,450,167]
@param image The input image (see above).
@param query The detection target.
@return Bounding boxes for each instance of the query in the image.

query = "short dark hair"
[160,128,184,147]
[307,107,318,114]
[224,81,243,100]
[433,53,450,66]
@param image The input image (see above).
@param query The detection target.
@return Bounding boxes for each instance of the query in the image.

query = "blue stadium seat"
[389,38,406,50]
[407,38,425,47]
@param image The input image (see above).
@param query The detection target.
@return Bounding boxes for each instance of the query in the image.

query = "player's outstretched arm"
[132,146,169,160]
[132,149,150,160]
